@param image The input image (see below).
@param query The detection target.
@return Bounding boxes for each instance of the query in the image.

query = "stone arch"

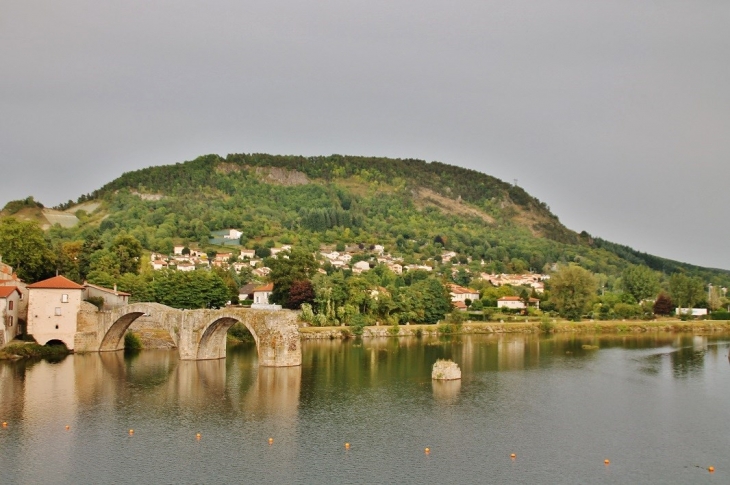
[100,312,145,352]
[196,316,259,360]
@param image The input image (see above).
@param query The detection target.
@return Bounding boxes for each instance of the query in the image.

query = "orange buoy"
[424,447,430,454]
[708,466,715,473]
[2,422,7,428]
[345,442,351,450]
[128,429,134,435]
[604,459,610,465]
[510,453,516,459]
[196,433,201,440]
[268,437,274,445]
[65,425,70,430]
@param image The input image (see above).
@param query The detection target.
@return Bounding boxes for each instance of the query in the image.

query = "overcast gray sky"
[2,1,729,269]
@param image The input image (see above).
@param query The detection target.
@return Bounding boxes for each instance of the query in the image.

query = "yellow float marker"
[128,429,134,435]
[510,453,516,459]
[196,433,201,440]
[604,459,610,465]
[424,447,430,455]
[65,425,70,430]
[268,437,274,445]
[708,466,715,473]
[345,442,351,450]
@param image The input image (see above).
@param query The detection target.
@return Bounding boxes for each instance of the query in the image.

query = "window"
[8,301,13,311]
[61,294,69,303]
[55,307,62,316]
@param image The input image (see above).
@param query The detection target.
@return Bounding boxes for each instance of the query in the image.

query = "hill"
[1,153,728,321]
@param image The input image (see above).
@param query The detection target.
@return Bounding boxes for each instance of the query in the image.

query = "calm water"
[1,333,729,484]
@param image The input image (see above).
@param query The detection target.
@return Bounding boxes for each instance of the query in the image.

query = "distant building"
[223,229,243,240]
[83,282,130,310]
[251,283,281,310]
[449,284,480,304]
[497,296,540,310]
[27,276,84,349]
[676,308,708,317]
[0,286,22,347]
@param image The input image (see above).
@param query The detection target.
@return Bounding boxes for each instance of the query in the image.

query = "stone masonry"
[74,302,301,367]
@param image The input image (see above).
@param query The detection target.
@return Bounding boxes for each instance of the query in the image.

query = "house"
[497,296,540,310]
[252,267,271,278]
[83,282,130,310]
[223,229,243,240]
[173,245,185,255]
[238,283,257,303]
[240,249,256,259]
[0,286,22,347]
[449,284,480,304]
[352,261,371,274]
[152,259,168,270]
[176,262,196,272]
[27,275,85,350]
[251,283,280,309]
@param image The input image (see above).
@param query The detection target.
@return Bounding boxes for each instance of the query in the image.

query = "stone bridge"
[74,303,301,366]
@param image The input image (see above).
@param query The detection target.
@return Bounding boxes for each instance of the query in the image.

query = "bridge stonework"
[74,303,301,367]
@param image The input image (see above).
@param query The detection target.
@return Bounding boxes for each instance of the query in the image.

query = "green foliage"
[267,249,317,306]
[0,218,56,281]
[549,265,597,321]
[85,296,104,310]
[669,273,705,309]
[0,342,69,361]
[152,269,229,309]
[2,196,44,214]
[621,265,660,303]
[227,322,254,342]
[124,332,143,351]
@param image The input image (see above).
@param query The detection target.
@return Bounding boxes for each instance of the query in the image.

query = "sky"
[1,1,729,269]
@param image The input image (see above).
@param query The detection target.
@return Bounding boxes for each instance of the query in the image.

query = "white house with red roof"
[497,296,540,310]
[27,275,84,349]
[251,283,281,310]
[0,286,22,347]
[449,284,480,303]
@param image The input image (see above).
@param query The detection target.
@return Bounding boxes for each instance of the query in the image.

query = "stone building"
[27,276,84,349]
[0,286,22,346]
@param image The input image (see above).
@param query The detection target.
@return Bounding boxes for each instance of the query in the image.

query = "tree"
[111,233,143,275]
[0,218,56,281]
[267,249,317,306]
[548,265,597,321]
[669,273,704,310]
[653,292,673,316]
[287,280,315,310]
[621,265,660,303]
[152,270,228,309]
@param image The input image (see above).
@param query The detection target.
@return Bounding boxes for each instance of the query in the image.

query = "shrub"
[86,296,105,310]
[124,332,143,351]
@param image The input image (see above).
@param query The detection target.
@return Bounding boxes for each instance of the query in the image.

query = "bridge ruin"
[73,303,301,366]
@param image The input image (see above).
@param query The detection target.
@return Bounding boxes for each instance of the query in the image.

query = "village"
[0,228,551,350]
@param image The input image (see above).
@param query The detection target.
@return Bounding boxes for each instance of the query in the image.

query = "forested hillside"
[1,153,728,323]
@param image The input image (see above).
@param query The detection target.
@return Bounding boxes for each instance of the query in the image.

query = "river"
[1,333,729,484]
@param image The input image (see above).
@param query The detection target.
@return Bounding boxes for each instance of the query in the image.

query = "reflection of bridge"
[73,303,301,366]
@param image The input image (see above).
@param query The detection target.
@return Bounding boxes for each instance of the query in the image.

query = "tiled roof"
[27,275,84,290]
[449,284,479,294]
[83,282,131,296]
[0,286,21,298]
[253,283,274,292]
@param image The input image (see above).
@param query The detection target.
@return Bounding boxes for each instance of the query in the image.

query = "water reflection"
[432,379,461,404]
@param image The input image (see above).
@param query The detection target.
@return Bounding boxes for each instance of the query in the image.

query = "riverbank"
[0,341,70,361]
[298,319,730,339]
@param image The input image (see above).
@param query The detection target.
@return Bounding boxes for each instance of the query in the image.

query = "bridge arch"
[196,316,259,360]
[100,311,145,351]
